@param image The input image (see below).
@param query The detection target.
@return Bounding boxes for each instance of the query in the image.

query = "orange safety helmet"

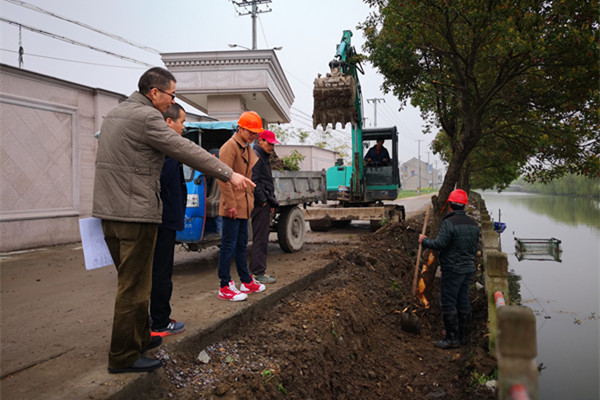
[447,189,468,205]
[237,111,264,134]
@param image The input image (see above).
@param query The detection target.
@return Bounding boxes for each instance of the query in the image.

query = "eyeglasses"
[154,87,176,100]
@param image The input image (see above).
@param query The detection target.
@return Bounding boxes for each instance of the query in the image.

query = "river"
[481,191,599,400]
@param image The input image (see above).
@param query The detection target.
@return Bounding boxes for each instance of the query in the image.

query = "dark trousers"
[217,217,252,288]
[249,204,270,276]
[150,227,176,330]
[440,270,474,313]
[102,220,157,369]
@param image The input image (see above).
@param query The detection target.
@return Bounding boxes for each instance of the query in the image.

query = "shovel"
[400,204,431,333]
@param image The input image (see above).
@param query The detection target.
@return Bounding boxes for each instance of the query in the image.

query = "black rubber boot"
[458,311,470,346]
[435,311,460,349]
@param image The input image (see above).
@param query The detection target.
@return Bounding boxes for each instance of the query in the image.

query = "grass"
[397,189,437,199]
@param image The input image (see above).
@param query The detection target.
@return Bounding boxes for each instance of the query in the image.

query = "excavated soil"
[151,213,497,399]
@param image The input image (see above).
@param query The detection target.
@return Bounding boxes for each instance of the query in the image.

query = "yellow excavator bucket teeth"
[312,72,358,129]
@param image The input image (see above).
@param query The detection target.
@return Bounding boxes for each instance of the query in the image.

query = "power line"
[5,0,160,54]
[1,48,146,69]
[0,17,155,67]
[381,101,421,141]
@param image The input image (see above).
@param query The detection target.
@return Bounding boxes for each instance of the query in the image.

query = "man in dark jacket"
[419,189,480,348]
[150,103,187,337]
[93,67,254,374]
[249,130,280,283]
[364,139,390,166]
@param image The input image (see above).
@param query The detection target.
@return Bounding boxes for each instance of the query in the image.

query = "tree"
[360,0,599,216]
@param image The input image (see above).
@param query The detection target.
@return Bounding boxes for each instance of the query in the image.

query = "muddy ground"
[149,212,497,400]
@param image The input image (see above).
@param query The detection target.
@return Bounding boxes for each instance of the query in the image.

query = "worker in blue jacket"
[419,189,480,348]
[150,103,187,337]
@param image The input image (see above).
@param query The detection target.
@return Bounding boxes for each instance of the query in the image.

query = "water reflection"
[482,191,599,400]
[498,192,600,229]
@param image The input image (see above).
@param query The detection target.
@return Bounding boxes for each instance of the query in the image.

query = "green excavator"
[308,30,404,231]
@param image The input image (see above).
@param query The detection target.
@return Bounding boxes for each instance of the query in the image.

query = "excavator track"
[312,69,358,129]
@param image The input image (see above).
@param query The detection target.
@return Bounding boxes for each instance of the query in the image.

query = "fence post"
[484,251,508,356]
[497,306,538,400]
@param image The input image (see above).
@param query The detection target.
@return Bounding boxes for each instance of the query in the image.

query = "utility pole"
[427,152,431,190]
[231,0,272,50]
[417,140,422,194]
[366,98,385,127]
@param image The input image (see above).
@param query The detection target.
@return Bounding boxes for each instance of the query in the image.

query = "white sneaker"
[240,278,266,293]
[218,281,248,301]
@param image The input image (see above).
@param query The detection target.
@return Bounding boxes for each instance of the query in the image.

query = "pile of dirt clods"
[154,214,497,399]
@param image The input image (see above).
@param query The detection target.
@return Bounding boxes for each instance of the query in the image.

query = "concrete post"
[484,251,509,355]
[482,231,500,261]
[481,220,494,234]
[497,306,538,400]
[480,211,491,222]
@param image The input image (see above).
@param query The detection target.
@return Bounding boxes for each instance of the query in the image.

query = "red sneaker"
[240,277,266,294]
[218,281,248,301]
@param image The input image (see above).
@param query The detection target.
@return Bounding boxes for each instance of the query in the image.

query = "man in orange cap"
[217,111,267,301]
[419,189,479,348]
[249,130,281,283]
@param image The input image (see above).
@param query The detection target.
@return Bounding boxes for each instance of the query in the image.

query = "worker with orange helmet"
[216,111,267,301]
[418,189,480,348]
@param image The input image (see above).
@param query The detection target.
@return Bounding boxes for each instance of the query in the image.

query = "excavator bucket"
[313,69,358,129]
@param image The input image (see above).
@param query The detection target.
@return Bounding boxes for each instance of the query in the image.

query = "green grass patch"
[397,189,437,199]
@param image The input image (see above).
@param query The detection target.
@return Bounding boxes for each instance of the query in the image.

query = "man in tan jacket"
[93,67,254,374]
[217,111,267,301]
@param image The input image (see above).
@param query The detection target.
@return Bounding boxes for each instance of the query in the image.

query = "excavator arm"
[312,30,363,130]
[313,30,365,200]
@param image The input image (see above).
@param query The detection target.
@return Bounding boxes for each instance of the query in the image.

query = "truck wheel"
[309,219,332,232]
[278,207,306,253]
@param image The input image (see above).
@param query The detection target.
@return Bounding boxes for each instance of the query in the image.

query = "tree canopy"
[360,0,599,208]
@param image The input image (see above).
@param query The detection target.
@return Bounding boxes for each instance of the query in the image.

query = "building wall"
[400,157,442,190]
[0,65,126,251]
[275,145,338,172]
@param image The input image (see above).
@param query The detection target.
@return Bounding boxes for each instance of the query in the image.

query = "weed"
[331,321,338,339]
[277,383,288,395]
[470,369,497,386]
[262,368,288,395]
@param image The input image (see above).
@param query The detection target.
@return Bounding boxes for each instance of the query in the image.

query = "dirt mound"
[155,214,496,399]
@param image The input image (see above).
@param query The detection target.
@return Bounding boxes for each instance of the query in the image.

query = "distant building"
[275,145,338,172]
[400,157,443,190]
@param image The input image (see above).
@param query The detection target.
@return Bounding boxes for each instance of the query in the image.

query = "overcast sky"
[0,0,442,167]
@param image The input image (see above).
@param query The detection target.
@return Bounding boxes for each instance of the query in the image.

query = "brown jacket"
[217,132,258,219]
[93,92,233,224]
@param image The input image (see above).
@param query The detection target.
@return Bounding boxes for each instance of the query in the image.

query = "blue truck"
[176,121,326,253]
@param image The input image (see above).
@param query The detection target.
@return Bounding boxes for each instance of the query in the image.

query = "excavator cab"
[362,127,400,201]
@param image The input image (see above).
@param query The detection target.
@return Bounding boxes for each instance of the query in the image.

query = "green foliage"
[512,174,600,197]
[281,150,306,171]
[360,0,599,202]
